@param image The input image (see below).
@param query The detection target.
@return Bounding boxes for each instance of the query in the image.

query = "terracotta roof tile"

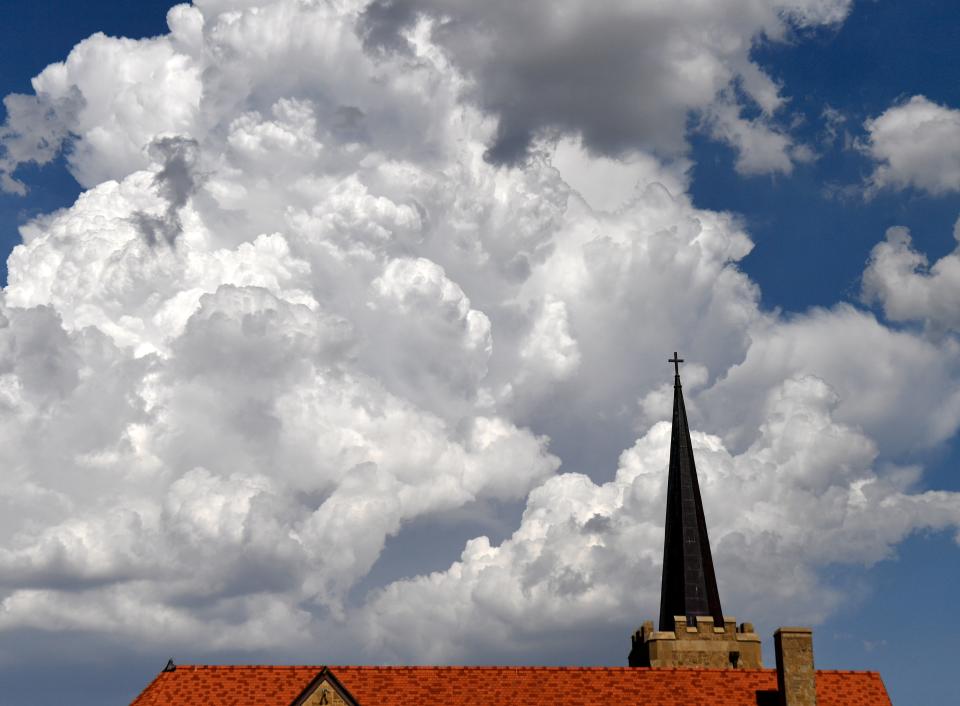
[130,665,322,706]
[130,665,893,706]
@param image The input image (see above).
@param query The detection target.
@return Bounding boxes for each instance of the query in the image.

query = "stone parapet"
[628,616,763,668]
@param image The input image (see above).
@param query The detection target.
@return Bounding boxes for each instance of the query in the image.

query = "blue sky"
[1,2,959,705]
[694,0,960,314]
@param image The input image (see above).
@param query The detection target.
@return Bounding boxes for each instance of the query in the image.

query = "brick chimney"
[774,627,816,706]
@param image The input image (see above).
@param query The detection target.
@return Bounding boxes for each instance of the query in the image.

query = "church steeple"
[658,352,724,631]
[629,354,765,668]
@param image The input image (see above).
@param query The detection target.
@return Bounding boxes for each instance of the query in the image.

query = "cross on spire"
[668,352,684,377]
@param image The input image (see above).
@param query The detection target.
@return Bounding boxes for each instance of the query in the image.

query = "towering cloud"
[0,0,957,670]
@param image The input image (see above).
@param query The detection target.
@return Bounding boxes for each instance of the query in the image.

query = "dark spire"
[658,353,724,631]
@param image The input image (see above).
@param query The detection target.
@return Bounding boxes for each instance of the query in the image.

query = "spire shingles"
[658,353,724,631]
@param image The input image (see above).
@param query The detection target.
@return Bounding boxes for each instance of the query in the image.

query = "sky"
[0,1,959,705]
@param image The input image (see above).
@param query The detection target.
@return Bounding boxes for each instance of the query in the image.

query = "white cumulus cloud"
[863,95,960,196]
[0,0,956,671]
[362,376,960,662]
[359,0,848,170]
[862,220,960,336]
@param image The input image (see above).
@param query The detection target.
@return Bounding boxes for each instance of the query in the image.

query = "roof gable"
[293,668,361,706]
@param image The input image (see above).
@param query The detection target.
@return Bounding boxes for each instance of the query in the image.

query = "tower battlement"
[629,616,763,668]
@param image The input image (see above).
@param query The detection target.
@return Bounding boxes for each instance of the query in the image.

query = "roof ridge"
[167,664,327,670]
[158,664,887,675]
[327,665,779,672]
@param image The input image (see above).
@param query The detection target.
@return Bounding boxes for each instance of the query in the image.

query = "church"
[129,356,893,706]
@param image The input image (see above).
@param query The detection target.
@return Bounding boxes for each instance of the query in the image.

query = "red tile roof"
[130,665,320,706]
[130,664,893,706]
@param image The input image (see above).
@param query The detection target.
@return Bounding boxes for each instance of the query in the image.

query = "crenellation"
[629,615,763,668]
[696,615,714,636]
[723,617,737,636]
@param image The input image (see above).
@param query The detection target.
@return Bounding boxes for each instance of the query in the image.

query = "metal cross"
[668,352,684,376]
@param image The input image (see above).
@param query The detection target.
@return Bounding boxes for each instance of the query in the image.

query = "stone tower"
[628,353,762,668]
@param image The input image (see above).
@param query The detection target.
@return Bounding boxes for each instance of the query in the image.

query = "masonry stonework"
[629,615,763,668]
[775,628,817,706]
